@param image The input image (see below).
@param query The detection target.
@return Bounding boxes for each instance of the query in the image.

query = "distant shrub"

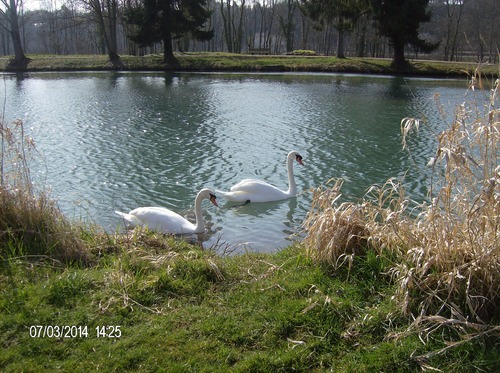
[292,50,316,56]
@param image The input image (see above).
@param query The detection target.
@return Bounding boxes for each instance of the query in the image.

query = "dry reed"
[302,178,370,268]
[302,73,500,331]
[0,119,89,264]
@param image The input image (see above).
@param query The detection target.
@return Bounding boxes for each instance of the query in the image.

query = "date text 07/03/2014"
[29,325,122,338]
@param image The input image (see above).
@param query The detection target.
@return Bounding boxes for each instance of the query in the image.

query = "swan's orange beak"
[210,194,218,207]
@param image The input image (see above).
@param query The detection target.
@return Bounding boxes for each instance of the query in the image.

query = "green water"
[2,71,473,252]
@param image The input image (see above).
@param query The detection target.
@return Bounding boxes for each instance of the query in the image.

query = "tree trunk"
[221,0,233,52]
[163,37,178,66]
[281,0,295,53]
[107,0,118,54]
[235,0,245,53]
[444,0,464,61]
[8,0,29,66]
[162,4,178,66]
[90,0,121,66]
[356,16,367,58]
[392,40,408,71]
[300,12,309,50]
[336,17,345,59]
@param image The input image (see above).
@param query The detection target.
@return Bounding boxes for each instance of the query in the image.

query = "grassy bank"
[0,52,498,77]
[0,65,499,371]
[1,234,497,372]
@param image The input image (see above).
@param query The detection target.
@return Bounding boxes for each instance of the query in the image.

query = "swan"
[114,188,218,234]
[217,151,304,203]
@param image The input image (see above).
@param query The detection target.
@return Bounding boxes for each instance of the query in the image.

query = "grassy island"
[0,61,499,371]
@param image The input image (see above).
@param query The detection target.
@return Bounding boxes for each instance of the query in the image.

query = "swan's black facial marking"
[295,154,304,165]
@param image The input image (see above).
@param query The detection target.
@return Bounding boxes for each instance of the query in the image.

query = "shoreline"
[1,53,498,78]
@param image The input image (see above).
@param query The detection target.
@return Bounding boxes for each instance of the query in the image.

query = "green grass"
[0,234,497,371]
[0,52,497,77]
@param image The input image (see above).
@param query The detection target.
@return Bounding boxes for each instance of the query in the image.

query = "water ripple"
[2,72,470,252]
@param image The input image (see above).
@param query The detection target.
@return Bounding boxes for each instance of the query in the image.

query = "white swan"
[114,188,218,234]
[217,151,304,203]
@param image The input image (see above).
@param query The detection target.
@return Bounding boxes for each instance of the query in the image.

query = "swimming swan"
[217,151,304,203]
[115,188,218,234]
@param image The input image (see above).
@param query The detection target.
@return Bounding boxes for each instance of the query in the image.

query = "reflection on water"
[1,72,472,253]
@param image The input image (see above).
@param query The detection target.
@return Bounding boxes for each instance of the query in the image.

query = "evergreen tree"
[370,0,439,70]
[302,0,369,58]
[126,0,213,65]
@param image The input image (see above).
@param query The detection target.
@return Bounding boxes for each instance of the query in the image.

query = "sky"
[22,0,48,11]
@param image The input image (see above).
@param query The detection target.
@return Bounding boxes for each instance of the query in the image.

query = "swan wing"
[219,179,288,202]
[230,178,278,193]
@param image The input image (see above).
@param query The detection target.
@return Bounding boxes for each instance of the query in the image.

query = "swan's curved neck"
[193,193,205,233]
[286,154,297,196]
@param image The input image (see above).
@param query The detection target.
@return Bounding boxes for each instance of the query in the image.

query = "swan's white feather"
[218,179,288,202]
[230,178,271,191]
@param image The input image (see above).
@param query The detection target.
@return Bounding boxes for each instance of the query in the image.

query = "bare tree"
[82,0,121,64]
[221,0,246,52]
[464,0,499,63]
[278,0,295,52]
[442,0,467,61]
[0,0,29,66]
[296,2,311,49]
[246,0,276,50]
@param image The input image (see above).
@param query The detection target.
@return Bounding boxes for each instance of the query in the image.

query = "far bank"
[0,53,498,78]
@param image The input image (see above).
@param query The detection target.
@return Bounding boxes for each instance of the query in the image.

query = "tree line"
[1,0,498,69]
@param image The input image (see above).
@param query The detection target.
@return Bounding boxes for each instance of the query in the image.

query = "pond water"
[1,71,478,253]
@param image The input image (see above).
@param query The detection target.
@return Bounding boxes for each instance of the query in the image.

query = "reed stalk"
[0,119,89,265]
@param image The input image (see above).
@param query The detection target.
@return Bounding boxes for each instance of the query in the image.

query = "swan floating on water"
[217,151,304,203]
[115,188,218,234]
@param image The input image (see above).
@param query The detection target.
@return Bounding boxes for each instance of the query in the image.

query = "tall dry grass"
[0,119,89,265]
[303,74,499,330]
[395,75,499,322]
